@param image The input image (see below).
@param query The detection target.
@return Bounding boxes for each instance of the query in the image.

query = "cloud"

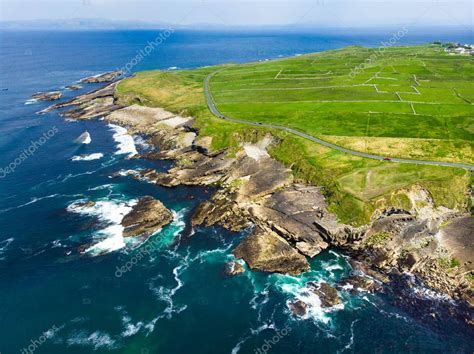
[1,0,472,28]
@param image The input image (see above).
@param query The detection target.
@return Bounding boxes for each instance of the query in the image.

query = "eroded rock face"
[438,216,474,272]
[192,191,250,232]
[32,91,62,101]
[79,70,122,83]
[233,227,310,275]
[121,196,173,237]
[250,184,355,257]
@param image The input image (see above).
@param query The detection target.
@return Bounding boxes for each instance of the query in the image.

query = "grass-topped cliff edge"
[116,44,473,225]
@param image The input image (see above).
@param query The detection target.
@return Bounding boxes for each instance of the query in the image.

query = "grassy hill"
[116,44,473,225]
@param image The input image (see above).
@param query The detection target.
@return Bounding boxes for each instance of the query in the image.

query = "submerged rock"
[79,70,122,84]
[121,196,173,237]
[307,282,342,307]
[32,91,62,101]
[223,261,245,276]
[233,227,310,276]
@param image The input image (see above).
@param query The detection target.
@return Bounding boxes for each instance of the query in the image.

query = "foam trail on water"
[24,98,38,105]
[0,237,14,260]
[0,194,64,214]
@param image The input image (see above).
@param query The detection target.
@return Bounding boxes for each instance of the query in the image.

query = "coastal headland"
[38,44,473,324]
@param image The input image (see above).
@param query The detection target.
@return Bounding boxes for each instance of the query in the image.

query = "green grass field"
[116,44,473,225]
[210,45,473,161]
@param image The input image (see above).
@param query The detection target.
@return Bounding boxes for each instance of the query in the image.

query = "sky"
[0,0,472,28]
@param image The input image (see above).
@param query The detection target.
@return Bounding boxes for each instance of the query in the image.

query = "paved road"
[204,70,474,171]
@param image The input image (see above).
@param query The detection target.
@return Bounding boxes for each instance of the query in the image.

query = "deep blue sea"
[0,29,473,354]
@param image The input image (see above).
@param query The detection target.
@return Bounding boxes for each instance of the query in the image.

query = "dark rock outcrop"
[38,81,122,118]
[233,227,310,275]
[79,70,122,83]
[121,196,173,237]
[66,84,82,91]
[32,91,62,101]
[307,282,342,307]
[288,300,308,317]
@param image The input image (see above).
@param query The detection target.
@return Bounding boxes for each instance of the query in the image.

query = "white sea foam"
[66,330,117,350]
[0,194,60,214]
[75,131,91,144]
[122,321,144,337]
[24,98,38,105]
[108,124,137,157]
[88,184,113,191]
[133,135,150,150]
[67,199,136,255]
[146,249,190,332]
[71,153,104,161]
[0,237,14,260]
[342,319,359,352]
[277,276,344,324]
[231,321,277,354]
[117,311,145,337]
[404,273,454,304]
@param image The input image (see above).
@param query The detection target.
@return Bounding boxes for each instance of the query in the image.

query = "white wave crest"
[67,199,137,255]
[108,124,137,157]
[75,131,91,144]
[71,153,104,161]
[278,279,344,324]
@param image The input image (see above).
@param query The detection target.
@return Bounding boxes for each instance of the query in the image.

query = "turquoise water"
[0,29,473,353]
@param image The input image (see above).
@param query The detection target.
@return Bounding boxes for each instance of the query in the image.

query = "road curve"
[204,70,474,171]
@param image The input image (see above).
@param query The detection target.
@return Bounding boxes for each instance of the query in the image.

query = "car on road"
[383,157,392,161]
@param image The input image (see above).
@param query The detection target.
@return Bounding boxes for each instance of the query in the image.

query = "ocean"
[0,29,473,354]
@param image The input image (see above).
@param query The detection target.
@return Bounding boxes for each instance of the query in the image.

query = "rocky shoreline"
[38,76,473,325]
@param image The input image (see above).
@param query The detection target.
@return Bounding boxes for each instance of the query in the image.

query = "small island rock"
[121,196,173,237]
